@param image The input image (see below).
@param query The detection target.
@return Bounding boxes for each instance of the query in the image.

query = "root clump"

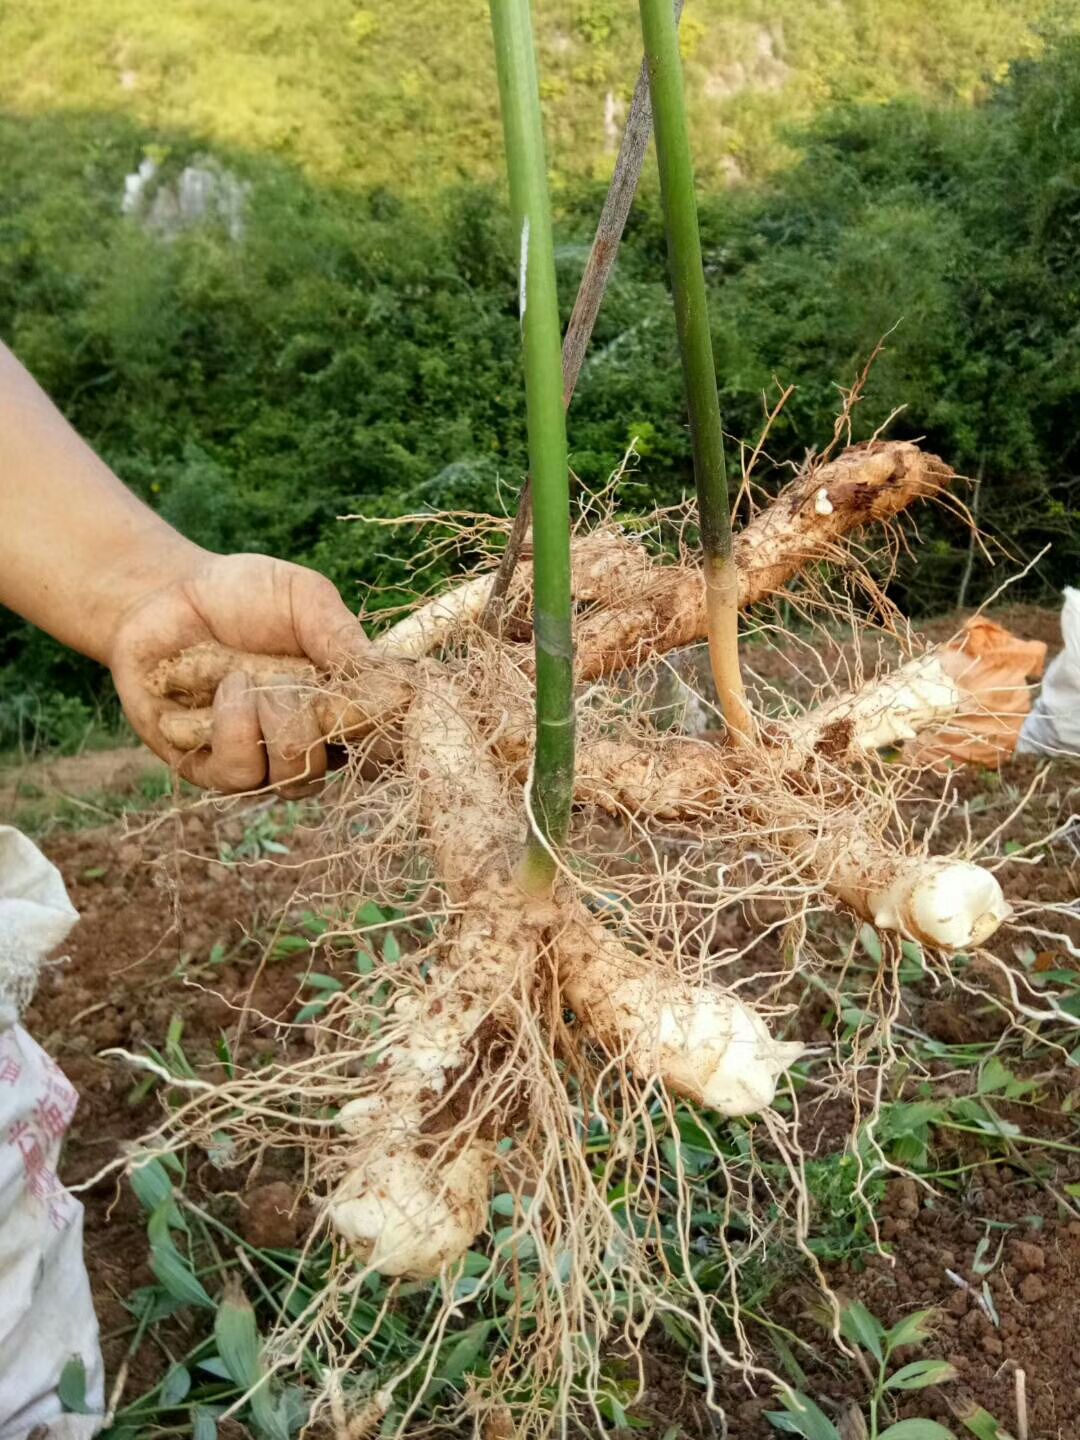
[112,440,1056,1436]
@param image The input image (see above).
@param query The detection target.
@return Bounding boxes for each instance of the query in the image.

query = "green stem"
[489,0,574,892]
[869,1355,887,1440]
[637,0,752,742]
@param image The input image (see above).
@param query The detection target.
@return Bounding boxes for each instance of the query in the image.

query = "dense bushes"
[2,35,1079,746]
[0,0,1050,194]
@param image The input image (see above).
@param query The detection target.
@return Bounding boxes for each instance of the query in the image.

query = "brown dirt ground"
[691,1169,1080,1440]
[24,799,331,1401]
[11,603,1080,1437]
[0,742,166,812]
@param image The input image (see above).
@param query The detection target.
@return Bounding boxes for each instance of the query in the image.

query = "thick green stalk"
[638,0,752,742]
[478,0,685,634]
[489,0,574,892]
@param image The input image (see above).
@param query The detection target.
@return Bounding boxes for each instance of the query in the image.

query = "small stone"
[888,1177,920,1219]
[981,1334,1003,1357]
[241,1181,302,1250]
[1011,1240,1046,1274]
[1020,1272,1046,1304]
[946,1288,969,1317]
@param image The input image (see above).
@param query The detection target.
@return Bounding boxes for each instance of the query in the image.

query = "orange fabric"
[909,617,1047,769]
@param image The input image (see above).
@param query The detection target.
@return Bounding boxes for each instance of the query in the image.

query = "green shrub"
[3,34,1080,739]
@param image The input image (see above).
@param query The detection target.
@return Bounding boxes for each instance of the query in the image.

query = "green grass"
[2,768,174,837]
[2,0,1055,192]
[767,1304,958,1440]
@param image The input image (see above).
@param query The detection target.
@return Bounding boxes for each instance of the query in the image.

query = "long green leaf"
[214,1281,291,1440]
[767,1391,842,1440]
[147,1200,213,1309]
[192,1408,219,1440]
[886,1310,936,1352]
[879,1422,956,1439]
[130,1155,185,1228]
[160,1363,193,1406]
[839,1301,885,1362]
[149,1245,214,1310]
[959,1407,1015,1439]
[58,1356,92,1415]
[438,1322,493,1383]
[886,1359,957,1392]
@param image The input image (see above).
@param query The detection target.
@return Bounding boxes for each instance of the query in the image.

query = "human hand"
[109,551,371,795]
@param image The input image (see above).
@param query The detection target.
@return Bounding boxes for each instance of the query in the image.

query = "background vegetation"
[0,0,1052,190]
[2,2,1079,748]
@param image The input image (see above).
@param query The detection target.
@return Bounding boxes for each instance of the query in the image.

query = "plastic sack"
[907,616,1047,770]
[0,825,105,1439]
[1017,587,1080,756]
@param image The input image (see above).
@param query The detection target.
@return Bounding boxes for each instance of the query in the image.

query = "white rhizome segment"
[557,929,805,1116]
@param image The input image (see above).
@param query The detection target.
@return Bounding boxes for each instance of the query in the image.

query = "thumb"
[290,566,373,671]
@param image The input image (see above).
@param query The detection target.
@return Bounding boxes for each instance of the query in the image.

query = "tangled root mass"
[113,441,1070,1436]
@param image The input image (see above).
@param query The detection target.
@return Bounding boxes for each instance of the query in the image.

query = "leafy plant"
[803,1150,886,1261]
[217,802,311,864]
[767,1304,957,1440]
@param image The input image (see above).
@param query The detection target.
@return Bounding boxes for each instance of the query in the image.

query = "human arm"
[0,341,370,793]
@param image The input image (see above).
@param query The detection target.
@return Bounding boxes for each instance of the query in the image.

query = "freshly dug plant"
[639,0,750,742]
[319,666,814,1279]
[105,5,1040,1435]
[140,442,1012,1168]
[119,438,1025,1434]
